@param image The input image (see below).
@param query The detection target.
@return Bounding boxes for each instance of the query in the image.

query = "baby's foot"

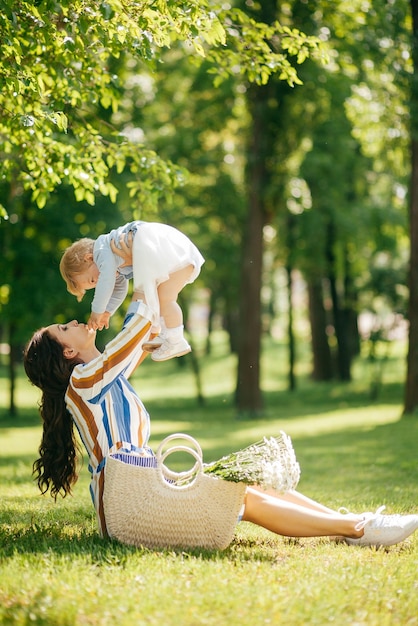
[151,337,191,361]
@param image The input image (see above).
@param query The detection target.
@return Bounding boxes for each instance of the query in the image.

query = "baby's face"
[75,262,100,292]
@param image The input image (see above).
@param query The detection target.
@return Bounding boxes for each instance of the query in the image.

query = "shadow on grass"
[144,379,404,421]
[1,418,417,564]
[0,504,284,563]
[0,363,405,428]
[0,407,41,428]
[290,418,418,513]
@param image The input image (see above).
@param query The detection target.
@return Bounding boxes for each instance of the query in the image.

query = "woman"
[23,297,418,548]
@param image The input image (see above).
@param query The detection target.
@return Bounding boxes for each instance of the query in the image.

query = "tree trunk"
[343,251,361,360]
[235,85,268,415]
[205,291,215,356]
[405,0,418,414]
[234,0,285,414]
[308,277,333,381]
[326,221,352,381]
[235,163,265,414]
[286,265,296,391]
[224,306,240,354]
[405,137,418,413]
[8,333,17,416]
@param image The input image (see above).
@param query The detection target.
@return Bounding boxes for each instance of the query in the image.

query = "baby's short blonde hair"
[60,238,95,301]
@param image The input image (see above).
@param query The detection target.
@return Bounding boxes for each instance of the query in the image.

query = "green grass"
[1,334,418,625]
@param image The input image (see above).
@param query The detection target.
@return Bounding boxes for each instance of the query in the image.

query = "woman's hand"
[111,231,133,267]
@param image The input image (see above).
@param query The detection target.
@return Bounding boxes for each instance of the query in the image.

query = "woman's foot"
[345,506,418,547]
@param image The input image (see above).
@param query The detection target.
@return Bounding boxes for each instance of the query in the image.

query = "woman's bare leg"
[242,487,364,538]
[255,487,339,515]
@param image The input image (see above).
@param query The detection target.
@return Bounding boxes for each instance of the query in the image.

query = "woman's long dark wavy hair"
[23,328,84,499]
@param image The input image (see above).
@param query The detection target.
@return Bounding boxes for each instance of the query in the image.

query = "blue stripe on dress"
[102,397,113,449]
[102,381,130,448]
[120,384,132,441]
[111,452,157,467]
[89,366,129,404]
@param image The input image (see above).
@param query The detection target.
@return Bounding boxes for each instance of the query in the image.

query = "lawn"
[1,333,418,625]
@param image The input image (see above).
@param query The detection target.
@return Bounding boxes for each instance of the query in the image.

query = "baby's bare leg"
[132,290,145,302]
[158,264,194,328]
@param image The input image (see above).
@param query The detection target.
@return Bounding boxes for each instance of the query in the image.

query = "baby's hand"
[88,311,111,331]
[111,231,133,267]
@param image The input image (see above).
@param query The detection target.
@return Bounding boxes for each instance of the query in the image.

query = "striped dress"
[65,301,155,536]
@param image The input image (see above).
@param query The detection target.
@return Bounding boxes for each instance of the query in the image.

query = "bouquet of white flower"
[203,431,300,493]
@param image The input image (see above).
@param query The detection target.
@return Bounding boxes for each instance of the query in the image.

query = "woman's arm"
[110,232,133,266]
[69,300,154,403]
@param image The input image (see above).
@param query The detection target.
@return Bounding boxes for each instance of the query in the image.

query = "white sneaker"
[151,337,191,361]
[346,506,418,547]
[143,336,164,353]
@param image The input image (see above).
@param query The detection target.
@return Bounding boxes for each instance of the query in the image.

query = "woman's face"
[47,320,96,355]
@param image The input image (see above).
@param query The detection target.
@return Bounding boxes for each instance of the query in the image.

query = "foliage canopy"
[0,0,324,218]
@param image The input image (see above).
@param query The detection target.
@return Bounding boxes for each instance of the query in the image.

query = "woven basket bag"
[103,434,247,550]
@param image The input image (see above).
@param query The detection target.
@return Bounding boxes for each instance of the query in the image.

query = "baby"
[59,221,204,361]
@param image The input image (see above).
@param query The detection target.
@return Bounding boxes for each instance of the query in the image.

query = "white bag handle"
[156,434,203,490]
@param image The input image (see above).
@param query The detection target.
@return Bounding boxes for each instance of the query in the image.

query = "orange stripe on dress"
[72,323,150,390]
[66,384,103,464]
[97,469,108,537]
[135,400,148,447]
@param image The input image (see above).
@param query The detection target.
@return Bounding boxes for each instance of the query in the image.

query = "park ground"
[1,333,418,625]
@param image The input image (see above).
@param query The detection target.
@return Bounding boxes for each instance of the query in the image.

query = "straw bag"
[103,434,247,550]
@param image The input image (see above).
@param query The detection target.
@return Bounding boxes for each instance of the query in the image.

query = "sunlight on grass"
[1,337,418,625]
